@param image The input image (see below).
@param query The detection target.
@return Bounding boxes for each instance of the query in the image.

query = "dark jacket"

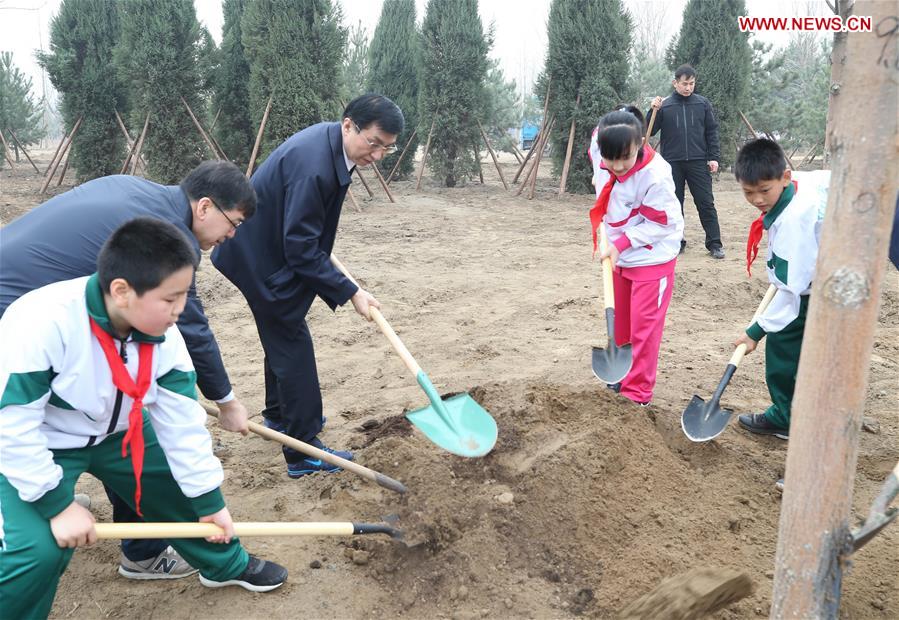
[647,92,721,163]
[212,122,358,336]
[0,175,232,400]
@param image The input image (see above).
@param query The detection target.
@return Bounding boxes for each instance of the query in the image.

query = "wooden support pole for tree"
[345,187,362,213]
[0,128,17,169]
[415,114,438,192]
[246,94,273,178]
[209,106,222,132]
[475,147,484,184]
[370,163,395,202]
[45,132,68,176]
[114,110,148,174]
[477,119,509,190]
[41,115,82,194]
[528,116,555,200]
[517,115,554,197]
[512,126,543,184]
[771,3,897,616]
[738,109,758,138]
[5,128,40,173]
[129,113,150,176]
[510,144,524,164]
[385,123,419,185]
[513,78,551,184]
[55,143,72,187]
[559,93,581,195]
[181,97,227,160]
[353,168,375,197]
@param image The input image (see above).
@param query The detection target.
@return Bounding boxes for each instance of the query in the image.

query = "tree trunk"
[823,0,855,164]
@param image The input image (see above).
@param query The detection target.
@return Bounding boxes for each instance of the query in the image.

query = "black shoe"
[738,413,789,440]
[679,239,687,254]
[199,556,287,593]
[710,247,725,259]
[606,382,621,393]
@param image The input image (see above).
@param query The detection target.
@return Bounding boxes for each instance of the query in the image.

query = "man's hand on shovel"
[217,398,250,435]
[351,287,381,322]
[733,333,759,355]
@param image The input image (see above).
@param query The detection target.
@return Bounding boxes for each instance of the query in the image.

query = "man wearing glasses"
[213,94,404,478]
[0,160,255,580]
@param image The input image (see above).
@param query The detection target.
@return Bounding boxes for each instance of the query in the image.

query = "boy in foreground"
[0,219,287,619]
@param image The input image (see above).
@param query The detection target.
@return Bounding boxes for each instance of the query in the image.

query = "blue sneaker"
[287,438,353,478]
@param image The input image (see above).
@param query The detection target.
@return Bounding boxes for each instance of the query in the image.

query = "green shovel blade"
[405,371,498,457]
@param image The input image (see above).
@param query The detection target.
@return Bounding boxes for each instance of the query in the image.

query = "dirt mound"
[307,381,764,617]
[619,567,754,619]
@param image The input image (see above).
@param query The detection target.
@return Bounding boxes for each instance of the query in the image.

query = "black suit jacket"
[212,122,358,336]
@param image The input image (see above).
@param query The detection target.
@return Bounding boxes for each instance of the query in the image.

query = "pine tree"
[343,21,370,100]
[542,0,632,194]
[666,0,752,166]
[482,59,519,154]
[242,0,346,161]
[0,53,45,162]
[367,0,420,180]
[213,0,254,166]
[419,0,491,187]
[115,0,205,183]
[37,0,123,181]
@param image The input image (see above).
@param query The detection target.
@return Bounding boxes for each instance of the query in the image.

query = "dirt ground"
[2,149,897,619]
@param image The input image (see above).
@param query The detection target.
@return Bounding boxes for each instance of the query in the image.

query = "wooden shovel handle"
[729,285,778,368]
[645,107,658,142]
[330,254,422,376]
[598,225,615,310]
[203,403,406,494]
[96,522,357,539]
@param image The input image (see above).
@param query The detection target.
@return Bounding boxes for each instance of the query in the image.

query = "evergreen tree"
[482,59,519,154]
[242,0,346,161]
[214,0,254,166]
[0,53,45,161]
[343,21,370,100]
[666,0,752,166]
[367,0,420,180]
[115,0,205,183]
[419,0,491,187]
[541,0,631,194]
[37,0,123,181]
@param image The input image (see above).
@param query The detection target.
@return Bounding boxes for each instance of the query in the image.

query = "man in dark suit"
[213,94,404,477]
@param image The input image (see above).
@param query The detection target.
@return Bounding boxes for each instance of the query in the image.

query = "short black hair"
[98,218,199,296]
[180,161,257,219]
[596,109,644,162]
[734,138,788,184]
[674,64,696,80]
[343,94,404,135]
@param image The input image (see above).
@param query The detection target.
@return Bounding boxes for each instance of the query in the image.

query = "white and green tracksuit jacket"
[747,170,829,341]
[0,274,224,518]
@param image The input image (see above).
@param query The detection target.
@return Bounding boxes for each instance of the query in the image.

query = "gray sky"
[0,0,827,111]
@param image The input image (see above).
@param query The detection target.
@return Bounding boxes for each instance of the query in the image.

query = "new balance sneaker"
[606,382,621,393]
[775,479,785,494]
[118,545,198,580]
[199,555,287,593]
[738,412,790,440]
[710,246,726,259]
[287,438,354,478]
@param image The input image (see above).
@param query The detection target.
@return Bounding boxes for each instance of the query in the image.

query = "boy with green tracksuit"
[731,138,829,443]
[0,219,287,619]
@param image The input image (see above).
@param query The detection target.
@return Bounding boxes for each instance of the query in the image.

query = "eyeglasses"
[353,121,399,154]
[209,198,243,230]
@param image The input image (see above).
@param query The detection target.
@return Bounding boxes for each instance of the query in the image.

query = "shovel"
[203,403,407,494]
[330,255,497,458]
[851,460,898,553]
[681,284,777,442]
[95,521,402,540]
[591,223,632,384]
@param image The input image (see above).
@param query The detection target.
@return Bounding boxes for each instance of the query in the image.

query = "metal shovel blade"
[681,395,734,442]
[591,341,632,385]
[405,374,498,457]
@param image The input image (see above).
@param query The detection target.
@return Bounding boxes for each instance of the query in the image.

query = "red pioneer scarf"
[745,213,765,277]
[89,318,153,516]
